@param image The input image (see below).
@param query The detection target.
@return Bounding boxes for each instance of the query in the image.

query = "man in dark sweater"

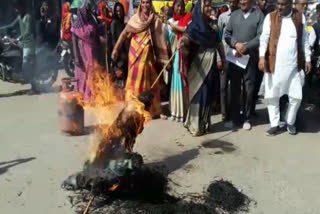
[217,0,239,126]
[224,0,264,130]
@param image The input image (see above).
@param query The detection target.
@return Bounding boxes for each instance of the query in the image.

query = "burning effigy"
[61,68,155,189]
[60,70,184,213]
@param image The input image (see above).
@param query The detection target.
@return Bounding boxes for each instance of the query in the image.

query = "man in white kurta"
[259,0,311,135]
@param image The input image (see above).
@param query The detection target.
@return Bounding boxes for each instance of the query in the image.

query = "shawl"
[99,1,113,25]
[175,13,192,39]
[72,6,98,45]
[72,6,91,29]
[125,4,169,65]
[71,0,82,9]
[173,0,192,39]
[185,0,218,47]
[61,2,72,40]
[62,2,71,19]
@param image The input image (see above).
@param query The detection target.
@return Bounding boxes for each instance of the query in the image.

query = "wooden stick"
[150,49,177,89]
[83,196,94,214]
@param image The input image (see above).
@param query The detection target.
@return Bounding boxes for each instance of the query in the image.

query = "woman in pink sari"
[71,5,99,101]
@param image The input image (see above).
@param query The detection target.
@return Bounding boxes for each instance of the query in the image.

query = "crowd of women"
[64,0,254,137]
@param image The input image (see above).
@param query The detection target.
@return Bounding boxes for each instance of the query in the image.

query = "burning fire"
[108,183,120,192]
[76,63,152,166]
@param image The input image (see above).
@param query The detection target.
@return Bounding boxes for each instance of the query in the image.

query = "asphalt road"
[1,76,320,214]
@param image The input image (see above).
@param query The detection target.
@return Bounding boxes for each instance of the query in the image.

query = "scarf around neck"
[125,4,169,65]
[185,0,218,47]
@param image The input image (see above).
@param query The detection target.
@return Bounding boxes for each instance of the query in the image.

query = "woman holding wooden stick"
[178,0,226,136]
[111,0,169,119]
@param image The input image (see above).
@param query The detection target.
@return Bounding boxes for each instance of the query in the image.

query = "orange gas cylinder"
[58,78,84,135]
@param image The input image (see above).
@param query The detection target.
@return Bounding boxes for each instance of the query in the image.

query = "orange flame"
[76,63,151,165]
[108,183,120,192]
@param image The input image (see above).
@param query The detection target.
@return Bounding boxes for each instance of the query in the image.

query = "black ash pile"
[206,180,251,213]
[62,158,251,214]
[63,154,214,214]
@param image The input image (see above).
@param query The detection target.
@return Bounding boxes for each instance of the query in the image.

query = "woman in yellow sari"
[111,0,169,118]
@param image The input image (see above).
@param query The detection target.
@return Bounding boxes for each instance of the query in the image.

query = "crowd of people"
[11,0,320,137]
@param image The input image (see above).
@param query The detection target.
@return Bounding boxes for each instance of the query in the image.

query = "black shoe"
[266,126,280,136]
[287,125,297,135]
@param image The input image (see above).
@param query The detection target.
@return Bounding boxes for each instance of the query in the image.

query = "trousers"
[229,62,256,123]
[267,96,301,127]
[22,48,35,74]
[219,68,231,121]
[252,66,264,113]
